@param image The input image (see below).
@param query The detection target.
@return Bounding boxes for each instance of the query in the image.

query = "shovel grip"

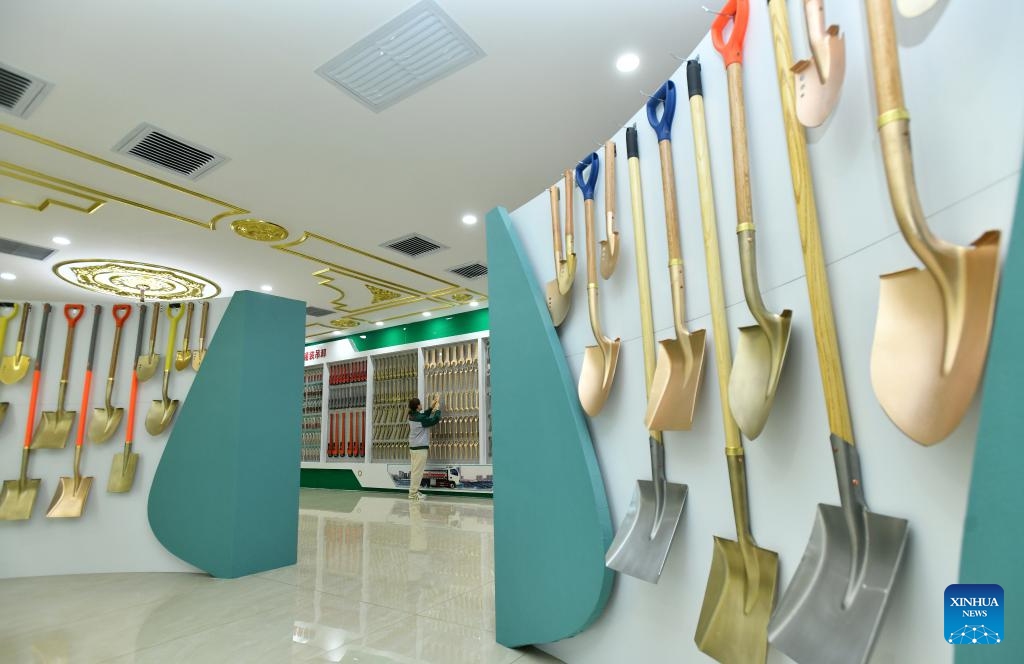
[646,80,676,141]
[112,304,132,327]
[712,0,749,67]
[575,152,599,201]
[59,305,85,382]
[64,304,85,327]
[163,304,185,372]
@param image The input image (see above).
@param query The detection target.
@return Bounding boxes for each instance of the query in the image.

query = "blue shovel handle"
[646,79,677,141]
[575,152,599,201]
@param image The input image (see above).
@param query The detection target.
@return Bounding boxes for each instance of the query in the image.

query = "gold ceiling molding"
[329,318,361,328]
[366,284,402,303]
[230,218,289,242]
[451,293,474,303]
[0,163,106,214]
[53,259,220,300]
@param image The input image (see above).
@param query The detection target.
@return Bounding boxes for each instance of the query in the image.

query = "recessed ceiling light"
[52,236,71,245]
[422,311,432,317]
[462,214,478,225]
[332,330,342,335]
[616,52,640,73]
[374,321,384,327]
[359,334,367,339]
[260,285,273,292]
[469,300,480,307]
[0,272,16,281]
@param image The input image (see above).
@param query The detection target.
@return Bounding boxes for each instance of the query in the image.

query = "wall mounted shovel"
[191,301,209,371]
[47,305,101,518]
[605,125,687,584]
[599,140,620,279]
[136,303,160,382]
[0,303,50,520]
[545,185,572,327]
[765,2,909,661]
[866,0,1001,445]
[716,5,792,440]
[174,302,194,371]
[89,304,132,443]
[145,303,184,435]
[0,301,31,385]
[32,304,85,449]
[791,0,845,127]
[0,302,17,426]
[687,57,779,664]
[643,79,707,432]
[576,152,621,416]
[897,0,939,19]
[109,304,147,492]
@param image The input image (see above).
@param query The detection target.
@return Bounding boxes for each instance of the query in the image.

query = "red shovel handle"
[712,0,749,67]
[64,303,85,327]
[112,304,132,327]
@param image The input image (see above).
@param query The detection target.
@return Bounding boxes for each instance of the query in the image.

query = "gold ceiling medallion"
[330,318,361,329]
[452,293,474,303]
[53,260,220,300]
[230,218,289,242]
[366,284,402,303]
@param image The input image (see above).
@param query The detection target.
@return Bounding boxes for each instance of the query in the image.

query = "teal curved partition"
[148,290,304,578]
[486,207,614,647]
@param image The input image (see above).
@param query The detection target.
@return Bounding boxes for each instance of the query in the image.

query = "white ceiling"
[0,0,707,337]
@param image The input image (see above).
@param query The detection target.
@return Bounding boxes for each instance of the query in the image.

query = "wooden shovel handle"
[563,170,575,242]
[15,302,30,345]
[726,65,755,234]
[865,0,905,116]
[549,185,563,265]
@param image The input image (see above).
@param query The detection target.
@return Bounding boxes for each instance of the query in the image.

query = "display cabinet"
[326,359,367,461]
[371,350,418,462]
[302,365,323,462]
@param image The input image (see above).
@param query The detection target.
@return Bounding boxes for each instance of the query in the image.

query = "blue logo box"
[945,584,1003,645]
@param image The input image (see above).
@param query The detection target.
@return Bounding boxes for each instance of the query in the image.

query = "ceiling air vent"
[0,62,52,119]
[382,233,446,258]
[0,237,56,261]
[448,261,487,279]
[315,0,485,112]
[113,124,227,180]
[305,306,334,317]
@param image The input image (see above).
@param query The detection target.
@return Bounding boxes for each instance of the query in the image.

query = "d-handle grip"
[64,303,85,327]
[575,152,599,201]
[686,59,703,98]
[112,304,132,327]
[711,0,749,67]
[646,80,677,141]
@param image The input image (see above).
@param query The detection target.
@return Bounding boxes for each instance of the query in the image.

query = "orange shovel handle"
[712,0,750,67]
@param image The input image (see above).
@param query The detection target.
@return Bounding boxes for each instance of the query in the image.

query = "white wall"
[0,297,228,578]
[507,1,1022,662]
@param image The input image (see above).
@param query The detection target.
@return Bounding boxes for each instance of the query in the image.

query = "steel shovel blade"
[31,411,76,449]
[578,342,620,417]
[136,355,159,382]
[870,232,1000,445]
[108,449,139,493]
[145,398,179,436]
[45,476,93,518]
[0,478,41,521]
[605,476,687,584]
[645,330,707,431]
[0,356,30,384]
[768,504,909,664]
[545,281,571,328]
[695,537,779,664]
[729,313,792,439]
[88,407,124,444]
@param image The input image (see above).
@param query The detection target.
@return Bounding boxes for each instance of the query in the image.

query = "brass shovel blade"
[645,330,707,431]
[729,312,792,439]
[768,504,909,664]
[605,477,687,584]
[31,410,76,449]
[136,355,159,382]
[578,341,620,417]
[145,398,179,436]
[174,351,192,371]
[88,406,124,444]
[870,232,1000,444]
[0,478,41,520]
[108,447,139,493]
[191,348,206,371]
[0,356,30,384]
[695,537,778,664]
[544,280,571,328]
[45,476,93,518]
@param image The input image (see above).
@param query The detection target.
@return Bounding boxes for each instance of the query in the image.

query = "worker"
[407,395,441,501]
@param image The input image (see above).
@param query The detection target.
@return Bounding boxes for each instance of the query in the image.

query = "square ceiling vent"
[448,261,487,279]
[0,62,52,119]
[0,236,56,261]
[315,0,485,112]
[113,123,227,180]
[382,233,447,258]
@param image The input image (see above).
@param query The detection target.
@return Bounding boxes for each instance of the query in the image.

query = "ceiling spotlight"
[616,52,640,73]
[260,285,273,292]
[422,311,432,317]
[374,321,384,326]
[359,334,367,339]
[0,272,16,281]
[332,330,342,335]
[469,300,480,307]
[462,214,478,225]
[52,236,71,246]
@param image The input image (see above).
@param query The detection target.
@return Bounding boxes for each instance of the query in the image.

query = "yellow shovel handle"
[163,304,185,372]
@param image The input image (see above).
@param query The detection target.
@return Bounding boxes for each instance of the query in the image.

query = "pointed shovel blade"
[578,341,620,417]
[0,478,41,520]
[136,355,159,382]
[645,330,707,431]
[145,398,179,436]
[191,349,206,371]
[108,448,139,493]
[729,313,792,439]
[31,411,76,449]
[46,476,93,518]
[545,280,571,327]
[606,477,687,584]
[0,355,30,384]
[174,351,192,371]
[88,407,124,444]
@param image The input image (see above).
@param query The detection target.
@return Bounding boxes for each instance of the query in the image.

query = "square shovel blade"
[605,478,687,584]
[0,478,41,520]
[108,450,139,493]
[768,504,909,664]
[31,411,76,449]
[46,476,93,518]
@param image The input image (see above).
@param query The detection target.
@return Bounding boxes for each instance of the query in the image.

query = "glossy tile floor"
[0,489,562,664]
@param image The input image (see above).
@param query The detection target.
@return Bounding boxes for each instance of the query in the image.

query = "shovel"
[47,305,101,518]
[865,0,1001,445]
[687,58,778,664]
[109,304,148,492]
[0,303,50,520]
[0,302,17,425]
[642,79,707,432]
[191,301,209,371]
[605,125,688,584]
[715,2,793,440]
[0,301,31,385]
[765,2,909,661]
[145,303,184,435]
[136,303,161,382]
[791,0,845,128]
[88,304,132,443]
[545,184,572,327]
[174,302,194,371]
[576,151,621,416]
[599,140,620,279]
[32,304,85,449]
